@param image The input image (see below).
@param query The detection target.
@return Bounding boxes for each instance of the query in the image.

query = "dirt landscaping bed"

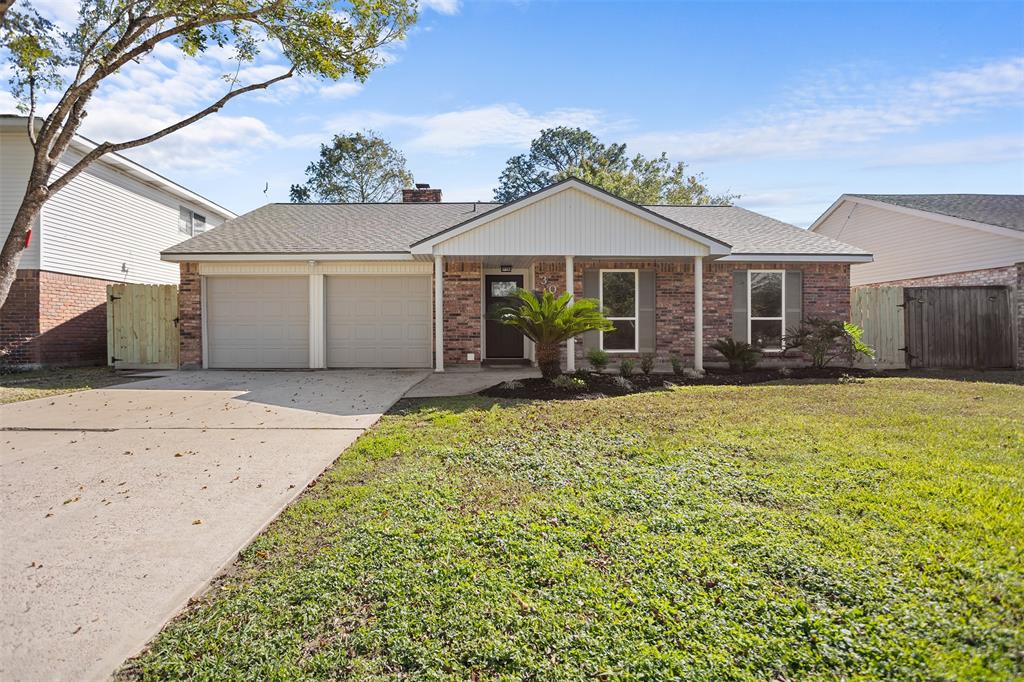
[479,366,877,400]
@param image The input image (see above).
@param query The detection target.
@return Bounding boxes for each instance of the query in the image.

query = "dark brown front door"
[485,274,525,358]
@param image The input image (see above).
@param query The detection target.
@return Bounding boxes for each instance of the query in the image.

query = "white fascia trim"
[812,195,1024,241]
[719,254,874,263]
[161,252,416,262]
[410,179,730,256]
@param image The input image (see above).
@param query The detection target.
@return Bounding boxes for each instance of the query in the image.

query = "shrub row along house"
[0,116,235,367]
[161,178,871,372]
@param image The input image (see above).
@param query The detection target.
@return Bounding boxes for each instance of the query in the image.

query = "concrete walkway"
[404,367,540,398]
[0,369,427,682]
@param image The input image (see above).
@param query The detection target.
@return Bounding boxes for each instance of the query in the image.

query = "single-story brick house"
[162,178,871,372]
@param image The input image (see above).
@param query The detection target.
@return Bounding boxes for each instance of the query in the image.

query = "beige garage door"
[326,275,431,368]
[206,276,309,368]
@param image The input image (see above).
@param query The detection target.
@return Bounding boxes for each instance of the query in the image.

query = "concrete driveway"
[0,369,427,682]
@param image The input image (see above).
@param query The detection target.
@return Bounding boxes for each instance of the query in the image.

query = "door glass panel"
[490,280,518,298]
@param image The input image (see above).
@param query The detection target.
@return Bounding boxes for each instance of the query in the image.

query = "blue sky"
[9,0,1024,226]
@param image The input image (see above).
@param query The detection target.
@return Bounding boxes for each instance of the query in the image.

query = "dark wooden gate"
[903,286,1014,369]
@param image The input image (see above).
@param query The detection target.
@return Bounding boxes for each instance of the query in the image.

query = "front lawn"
[0,366,134,404]
[122,378,1023,680]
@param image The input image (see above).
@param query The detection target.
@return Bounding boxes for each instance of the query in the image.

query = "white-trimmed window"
[178,207,207,236]
[748,270,785,350]
[600,269,638,352]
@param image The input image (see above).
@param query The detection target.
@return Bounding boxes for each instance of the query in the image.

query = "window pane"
[602,271,636,317]
[603,320,636,350]
[178,207,192,235]
[751,319,783,349]
[750,272,782,317]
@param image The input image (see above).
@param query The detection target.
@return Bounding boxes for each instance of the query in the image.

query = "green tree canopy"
[290,131,413,203]
[494,127,737,206]
[0,0,416,307]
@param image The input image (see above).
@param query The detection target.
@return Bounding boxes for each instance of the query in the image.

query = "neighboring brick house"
[163,178,869,372]
[0,116,235,367]
[811,194,1024,367]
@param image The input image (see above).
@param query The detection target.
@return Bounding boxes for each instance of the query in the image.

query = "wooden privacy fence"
[106,283,179,369]
[851,287,905,369]
[851,285,1015,369]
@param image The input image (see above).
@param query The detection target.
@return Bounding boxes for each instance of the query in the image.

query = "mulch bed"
[479,367,877,400]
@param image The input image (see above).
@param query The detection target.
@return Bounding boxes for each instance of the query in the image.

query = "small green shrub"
[619,359,635,378]
[551,374,586,391]
[784,318,875,368]
[669,354,684,376]
[586,348,609,372]
[611,375,634,392]
[711,338,761,372]
[640,353,655,375]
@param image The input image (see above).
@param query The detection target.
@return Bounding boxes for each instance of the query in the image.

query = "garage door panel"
[206,277,309,369]
[326,275,431,368]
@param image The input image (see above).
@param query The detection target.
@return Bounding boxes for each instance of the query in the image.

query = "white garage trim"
[196,260,432,275]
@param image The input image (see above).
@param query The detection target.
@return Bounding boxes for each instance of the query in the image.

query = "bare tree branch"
[0,0,14,25]
[47,68,295,196]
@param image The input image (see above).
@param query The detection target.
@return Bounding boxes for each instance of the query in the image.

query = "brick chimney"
[402,183,442,203]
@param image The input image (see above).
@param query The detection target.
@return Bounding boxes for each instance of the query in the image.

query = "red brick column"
[178,263,202,369]
[0,269,41,367]
[1017,262,1023,368]
[442,260,481,366]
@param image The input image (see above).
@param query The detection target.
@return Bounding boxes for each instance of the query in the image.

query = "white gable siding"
[815,201,1024,286]
[0,131,41,269]
[40,150,225,284]
[435,187,708,257]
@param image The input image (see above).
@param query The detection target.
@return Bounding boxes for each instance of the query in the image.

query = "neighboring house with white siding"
[1,115,235,367]
[811,193,1024,367]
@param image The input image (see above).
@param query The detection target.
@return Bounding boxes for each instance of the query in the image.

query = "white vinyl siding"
[0,131,41,269]
[435,187,708,257]
[815,202,1024,286]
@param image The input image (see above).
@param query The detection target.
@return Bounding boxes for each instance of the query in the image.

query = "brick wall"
[1,269,115,367]
[178,263,203,369]
[442,260,481,366]
[0,270,41,366]
[704,262,850,360]
[857,265,1017,288]
[1018,263,1023,368]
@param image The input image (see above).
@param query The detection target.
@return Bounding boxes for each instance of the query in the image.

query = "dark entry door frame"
[484,272,527,359]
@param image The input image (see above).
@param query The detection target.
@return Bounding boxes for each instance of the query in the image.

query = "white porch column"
[565,255,575,372]
[434,254,444,372]
[309,272,325,369]
[694,255,704,373]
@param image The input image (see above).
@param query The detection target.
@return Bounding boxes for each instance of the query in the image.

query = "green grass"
[122,378,1023,680]
[0,366,133,404]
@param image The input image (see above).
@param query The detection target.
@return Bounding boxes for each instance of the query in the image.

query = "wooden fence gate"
[851,287,905,368]
[106,283,179,369]
[903,286,1014,369]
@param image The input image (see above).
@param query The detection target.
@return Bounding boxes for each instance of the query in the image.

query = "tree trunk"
[0,187,47,308]
[536,342,562,380]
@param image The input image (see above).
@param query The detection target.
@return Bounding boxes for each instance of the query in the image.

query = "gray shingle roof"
[164,201,869,257]
[850,194,1024,232]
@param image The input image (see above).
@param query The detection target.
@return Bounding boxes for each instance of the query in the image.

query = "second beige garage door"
[326,275,431,368]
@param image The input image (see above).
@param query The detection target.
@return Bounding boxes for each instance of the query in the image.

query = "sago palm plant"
[493,289,614,380]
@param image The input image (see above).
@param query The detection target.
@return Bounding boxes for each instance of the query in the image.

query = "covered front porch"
[430,255,707,374]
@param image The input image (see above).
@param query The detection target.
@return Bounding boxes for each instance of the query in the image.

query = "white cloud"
[420,0,461,15]
[866,134,1024,168]
[325,104,608,153]
[319,81,363,100]
[629,56,1024,163]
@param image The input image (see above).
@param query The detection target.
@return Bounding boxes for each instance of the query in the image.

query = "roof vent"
[403,183,442,203]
